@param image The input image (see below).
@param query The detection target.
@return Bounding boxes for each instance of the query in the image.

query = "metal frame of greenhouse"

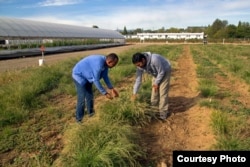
[0,17,125,59]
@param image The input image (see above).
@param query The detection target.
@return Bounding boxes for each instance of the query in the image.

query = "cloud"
[22,0,250,30]
[218,0,250,10]
[24,16,81,26]
[38,0,81,7]
[81,5,207,29]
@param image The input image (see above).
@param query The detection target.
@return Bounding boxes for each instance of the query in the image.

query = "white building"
[125,32,204,40]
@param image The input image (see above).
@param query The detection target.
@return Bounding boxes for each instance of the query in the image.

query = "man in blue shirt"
[72,53,119,122]
[132,52,171,120]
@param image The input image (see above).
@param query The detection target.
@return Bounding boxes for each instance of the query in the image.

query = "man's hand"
[105,93,113,99]
[111,88,119,97]
[152,84,159,92]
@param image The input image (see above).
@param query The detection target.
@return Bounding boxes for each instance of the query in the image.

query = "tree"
[226,24,237,38]
[166,27,181,33]
[92,25,99,28]
[186,26,206,33]
[123,26,128,35]
[236,21,250,38]
[134,28,143,34]
[209,19,228,38]
[158,27,165,33]
[124,18,250,39]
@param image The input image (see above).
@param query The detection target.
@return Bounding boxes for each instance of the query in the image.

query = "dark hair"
[132,52,146,64]
[107,53,119,62]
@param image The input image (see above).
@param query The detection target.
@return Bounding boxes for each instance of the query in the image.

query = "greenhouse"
[0,17,125,59]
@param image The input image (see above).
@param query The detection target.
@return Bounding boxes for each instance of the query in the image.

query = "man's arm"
[133,68,143,94]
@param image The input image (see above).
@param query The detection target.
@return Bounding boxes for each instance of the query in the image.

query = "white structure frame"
[125,32,204,40]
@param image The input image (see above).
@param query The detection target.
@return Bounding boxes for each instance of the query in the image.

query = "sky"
[0,0,249,30]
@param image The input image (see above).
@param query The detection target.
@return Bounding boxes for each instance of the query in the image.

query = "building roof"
[0,17,124,39]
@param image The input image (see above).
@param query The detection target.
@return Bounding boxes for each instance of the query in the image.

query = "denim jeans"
[73,79,94,122]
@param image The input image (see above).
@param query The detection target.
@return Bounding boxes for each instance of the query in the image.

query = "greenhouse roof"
[0,17,124,39]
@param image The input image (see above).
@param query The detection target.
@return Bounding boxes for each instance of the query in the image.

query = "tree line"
[121,18,250,39]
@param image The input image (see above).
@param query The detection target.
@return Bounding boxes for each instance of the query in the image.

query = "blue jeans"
[73,79,94,122]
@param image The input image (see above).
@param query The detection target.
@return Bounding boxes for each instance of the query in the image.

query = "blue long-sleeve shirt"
[133,52,171,94]
[72,55,113,95]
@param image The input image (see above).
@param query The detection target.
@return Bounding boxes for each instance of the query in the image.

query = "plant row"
[190,44,250,150]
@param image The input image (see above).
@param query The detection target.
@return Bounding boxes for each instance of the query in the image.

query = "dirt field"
[3,43,249,167]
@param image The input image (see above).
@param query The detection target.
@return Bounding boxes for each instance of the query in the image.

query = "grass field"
[0,44,249,166]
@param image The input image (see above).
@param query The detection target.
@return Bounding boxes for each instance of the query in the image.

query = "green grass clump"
[198,79,218,97]
[0,65,69,127]
[100,91,152,126]
[210,111,229,135]
[63,120,143,167]
[211,111,250,150]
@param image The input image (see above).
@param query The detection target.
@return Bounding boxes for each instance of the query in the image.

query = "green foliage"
[143,45,183,61]
[196,66,215,78]
[0,66,63,127]
[0,59,77,167]
[0,121,57,166]
[211,111,250,150]
[243,71,250,83]
[100,91,152,126]
[0,57,78,128]
[210,111,229,135]
[64,121,143,167]
[198,79,218,97]
[199,99,220,109]
[205,19,250,39]
[0,127,18,153]
[191,44,250,151]
[109,64,135,85]
[215,136,246,150]
[229,60,242,73]
[191,44,250,84]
